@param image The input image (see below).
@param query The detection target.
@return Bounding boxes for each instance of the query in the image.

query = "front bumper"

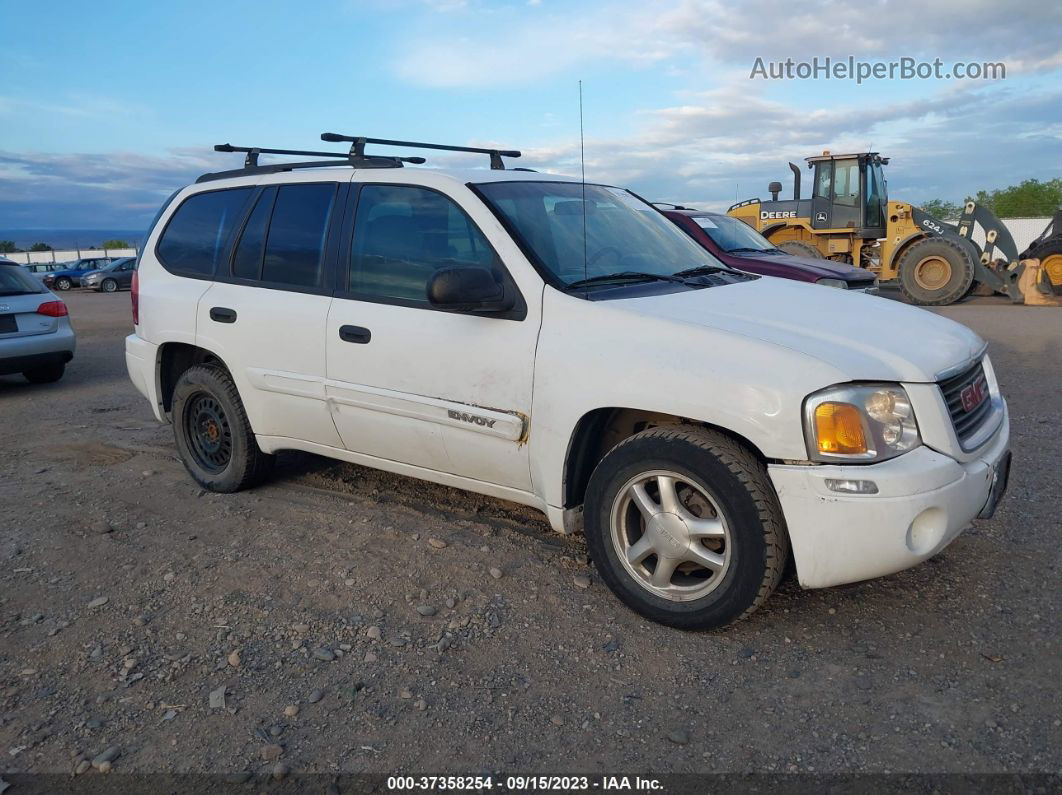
[768,402,1010,589]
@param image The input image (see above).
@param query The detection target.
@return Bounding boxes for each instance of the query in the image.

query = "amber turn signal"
[813,402,868,455]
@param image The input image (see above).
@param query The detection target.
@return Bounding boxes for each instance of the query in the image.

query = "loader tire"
[897,237,975,306]
[1022,234,1062,289]
[776,241,823,259]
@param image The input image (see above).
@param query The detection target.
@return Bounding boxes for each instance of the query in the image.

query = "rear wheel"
[101,278,118,293]
[54,277,72,291]
[1023,234,1062,290]
[897,237,975,305]
[171,365,273,492]
[23,363,65,383]
[775,241,823,259]
[583,426,788,630]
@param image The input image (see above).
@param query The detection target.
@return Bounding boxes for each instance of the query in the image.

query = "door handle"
[210,307,237,324]
[339,325,371,344]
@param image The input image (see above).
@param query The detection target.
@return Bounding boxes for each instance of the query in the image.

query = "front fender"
[529,288,849,509]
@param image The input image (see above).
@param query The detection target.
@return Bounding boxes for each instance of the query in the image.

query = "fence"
[2,247,139,264]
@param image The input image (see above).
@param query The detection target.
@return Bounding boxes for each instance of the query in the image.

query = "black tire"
[54,277,72,291]
[171,365,273,492]
[775,241,822,259]
[101,278,118,293]
[897,237,975,305]
[583,426,789,630]
[23,363,65,384]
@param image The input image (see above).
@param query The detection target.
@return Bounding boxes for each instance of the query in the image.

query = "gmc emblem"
[960,380,987,412]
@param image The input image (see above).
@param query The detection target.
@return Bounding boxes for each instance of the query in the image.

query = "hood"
[730,250,866,279]
[619,278,984,383]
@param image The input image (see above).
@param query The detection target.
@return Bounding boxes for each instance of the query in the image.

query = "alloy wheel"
[609,469,731,602]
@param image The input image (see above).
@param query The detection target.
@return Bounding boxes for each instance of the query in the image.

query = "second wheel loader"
[727,152,1059,306]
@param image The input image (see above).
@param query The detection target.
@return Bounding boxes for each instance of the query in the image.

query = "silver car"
[0,260,76,383]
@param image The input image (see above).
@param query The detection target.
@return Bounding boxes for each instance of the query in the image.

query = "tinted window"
[158,188,252,276]
[350,185,497,303]
[0,265,44,294]
[232,188,276,281]
[260,184,336,287]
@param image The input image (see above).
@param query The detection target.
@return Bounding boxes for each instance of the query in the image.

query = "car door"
[196,176,346,449]
[325,180,540,491]
[117,260,136,287]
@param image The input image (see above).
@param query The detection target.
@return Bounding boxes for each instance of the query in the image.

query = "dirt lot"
[1,288,1060,782]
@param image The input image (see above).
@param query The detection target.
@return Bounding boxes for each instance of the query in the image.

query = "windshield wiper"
[0,290,37,296]
[566,271,688,289]
[725,247,771,254]
[672,264,729,278]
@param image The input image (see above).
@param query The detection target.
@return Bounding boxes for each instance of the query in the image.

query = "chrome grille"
[939,359,992,445]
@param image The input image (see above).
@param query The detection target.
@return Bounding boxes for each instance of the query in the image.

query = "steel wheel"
[913,255,952,291]
[184,392,233,473]
[609,469,731,602]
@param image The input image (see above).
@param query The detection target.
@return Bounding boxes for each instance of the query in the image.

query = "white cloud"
[394,0,1062,88]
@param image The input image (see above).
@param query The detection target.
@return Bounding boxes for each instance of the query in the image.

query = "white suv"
[125,134,1011,629]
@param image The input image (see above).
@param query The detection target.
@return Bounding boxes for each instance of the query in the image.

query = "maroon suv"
[658,206,878,291]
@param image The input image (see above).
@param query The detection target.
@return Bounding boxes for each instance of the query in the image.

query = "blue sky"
[1,0,1060,229]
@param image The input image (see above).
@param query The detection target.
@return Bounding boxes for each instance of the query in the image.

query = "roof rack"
[321,133,521,170]
[197,133,523,184]
[196,143,426,183]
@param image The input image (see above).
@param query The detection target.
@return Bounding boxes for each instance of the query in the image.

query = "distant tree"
[0,240,18,253]
[100,239,131,249]
[29,242,52,252]
[972,178,1062,218]
[919,199,961,220]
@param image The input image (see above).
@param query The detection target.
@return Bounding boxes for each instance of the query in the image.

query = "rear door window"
[157,188,252,277]
[230,183,336,289]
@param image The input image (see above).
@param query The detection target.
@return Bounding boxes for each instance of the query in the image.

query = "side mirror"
[427,266,513,313]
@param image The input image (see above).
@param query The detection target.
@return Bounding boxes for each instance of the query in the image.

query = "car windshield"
[0,265,45,295]
[693,215,777,252]
[476,181,729,288]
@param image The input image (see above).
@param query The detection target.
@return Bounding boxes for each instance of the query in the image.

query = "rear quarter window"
[157,187,253,277]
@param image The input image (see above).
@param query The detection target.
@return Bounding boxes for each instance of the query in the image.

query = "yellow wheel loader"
[727,152,1055,306]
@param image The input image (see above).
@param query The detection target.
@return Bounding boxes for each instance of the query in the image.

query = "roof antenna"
[579,79,587,286]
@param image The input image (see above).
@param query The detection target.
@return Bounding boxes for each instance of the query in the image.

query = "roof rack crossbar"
[321,133,521,170]
[213,143,425,169]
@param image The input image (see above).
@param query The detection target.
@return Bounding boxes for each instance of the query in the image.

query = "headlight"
[803,384,921,463]
[816,278,848,289]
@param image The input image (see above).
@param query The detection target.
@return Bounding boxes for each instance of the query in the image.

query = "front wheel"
[171,365,273,492]
[101,278,118,293]
[897,237,975,305]
[775,241,823,259]
[584,426,789,630]
[54,277,72,291]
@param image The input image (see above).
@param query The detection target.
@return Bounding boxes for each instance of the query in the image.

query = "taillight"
[36,300,68,317]
[131,271,140,325]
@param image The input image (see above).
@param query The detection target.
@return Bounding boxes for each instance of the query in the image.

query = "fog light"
[825,478,878,494]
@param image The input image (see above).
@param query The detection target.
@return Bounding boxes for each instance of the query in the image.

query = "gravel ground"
[0,289,1059,781]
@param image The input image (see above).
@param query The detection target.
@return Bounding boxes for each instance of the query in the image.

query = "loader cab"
[806,152,888,239]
